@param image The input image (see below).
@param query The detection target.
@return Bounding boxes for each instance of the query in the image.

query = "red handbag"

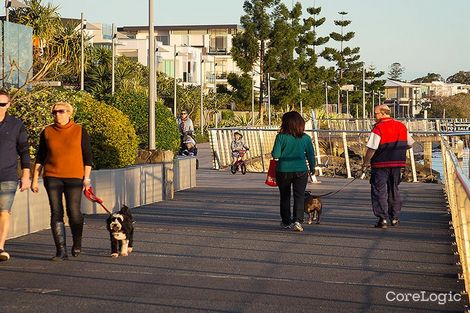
[265,159,278,187]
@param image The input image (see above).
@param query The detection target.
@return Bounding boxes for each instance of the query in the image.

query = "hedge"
[11,89,138,169]
[110,90,180,154]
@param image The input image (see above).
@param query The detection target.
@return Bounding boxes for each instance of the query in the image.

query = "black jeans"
[370,167,402,220]
[276,171,308,225]
[43,177,84,228]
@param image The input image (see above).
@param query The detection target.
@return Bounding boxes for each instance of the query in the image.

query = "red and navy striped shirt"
[366,117,414,168]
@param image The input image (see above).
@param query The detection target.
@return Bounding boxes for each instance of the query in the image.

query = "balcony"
[208,47,229,55]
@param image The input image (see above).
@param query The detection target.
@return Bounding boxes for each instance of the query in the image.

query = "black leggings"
[276,171,308,224]
[43,177,84,228]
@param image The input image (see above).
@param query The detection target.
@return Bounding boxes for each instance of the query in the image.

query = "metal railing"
[209,126,420,181]
[441,138,470,300]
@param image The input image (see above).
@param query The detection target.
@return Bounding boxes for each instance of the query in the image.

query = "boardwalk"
[1,143,467,313]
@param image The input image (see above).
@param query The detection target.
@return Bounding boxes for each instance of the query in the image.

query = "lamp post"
[362,66,366,119]
[325,82,329,116]
[267,73,271,126]
[251,70,255,125]
[111,23,116,95]
[299,79,307,117]
[148,0,156,150]
[173,44,177,117]
[80,12,85,91]
[200,55,204,135]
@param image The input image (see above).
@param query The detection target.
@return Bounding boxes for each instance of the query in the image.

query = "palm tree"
[9,0,86,83]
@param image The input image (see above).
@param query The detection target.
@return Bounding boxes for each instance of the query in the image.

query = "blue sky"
[47,0,469,81]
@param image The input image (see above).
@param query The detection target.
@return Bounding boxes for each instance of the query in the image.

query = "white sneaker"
[0,250,10,261]
[293,222,304,232]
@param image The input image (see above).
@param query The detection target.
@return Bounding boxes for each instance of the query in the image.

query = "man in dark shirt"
[0,90,31,261]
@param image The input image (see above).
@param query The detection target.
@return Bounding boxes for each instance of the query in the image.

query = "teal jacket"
[271,133,316,173]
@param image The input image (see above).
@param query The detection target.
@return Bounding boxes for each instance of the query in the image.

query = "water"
[430,149,470,179]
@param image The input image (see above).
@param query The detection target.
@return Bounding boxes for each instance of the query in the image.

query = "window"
[210,36,227,53]
[156,36,169,45]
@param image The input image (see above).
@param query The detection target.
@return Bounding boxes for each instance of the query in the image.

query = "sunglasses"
[52,109,69,115]
[0,102,8,107]
[181,112,187,115]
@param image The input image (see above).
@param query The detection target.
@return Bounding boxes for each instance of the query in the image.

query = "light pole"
[362,66,366,119]
[173,44,177,117]
[111,23,116,95]
[299,79,306,117]
[200,55,204,135]
[80,12,85,91]
[267,73,271,126]
[148,0,156,150]
[251,70,255,125]
[325,82,329,116]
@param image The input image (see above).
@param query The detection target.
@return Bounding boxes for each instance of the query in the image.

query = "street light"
[173,45,177,117]
[200,55,205,135]
[251,70,255,125]
[111,23,116,95]
[148,0,156,150]
[362,66,366,119]
[299,78,307,117]
[80,12,85,91]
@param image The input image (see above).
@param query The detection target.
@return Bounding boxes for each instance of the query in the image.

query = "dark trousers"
[44,177,84,231]
[276,171,308,224]
[370,167,402,220]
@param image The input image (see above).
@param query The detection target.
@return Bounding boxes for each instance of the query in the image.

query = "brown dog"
[304,191,322,224]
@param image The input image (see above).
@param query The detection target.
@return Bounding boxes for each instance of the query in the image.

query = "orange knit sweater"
[42,122,84,179]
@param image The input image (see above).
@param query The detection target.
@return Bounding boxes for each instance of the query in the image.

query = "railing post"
[342,132,352,178]
[209,129,220,170]
[311,110,323,177]
[258,130,265,172]
[408,147,418,183]
[221,129,230,168]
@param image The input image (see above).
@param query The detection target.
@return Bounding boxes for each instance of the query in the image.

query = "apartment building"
[383,80,422,117]
[114,24,244,91]
[419,81,469,97]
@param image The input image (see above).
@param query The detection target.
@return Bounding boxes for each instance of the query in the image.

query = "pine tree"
[296,4,332,109]
[322,11,362,114]
[231,0,281,123]
[387,62,405,80]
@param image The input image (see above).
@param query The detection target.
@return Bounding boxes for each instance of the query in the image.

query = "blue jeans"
[276,171,308,224]
[0,181,18,213]
[370,167,402,220]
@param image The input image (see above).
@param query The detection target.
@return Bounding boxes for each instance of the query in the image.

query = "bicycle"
[230,149,247,175]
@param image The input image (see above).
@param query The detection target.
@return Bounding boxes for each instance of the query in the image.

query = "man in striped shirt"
[362,105,414,228]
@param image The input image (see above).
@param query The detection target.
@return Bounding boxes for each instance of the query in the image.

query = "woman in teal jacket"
[271,111,316,232]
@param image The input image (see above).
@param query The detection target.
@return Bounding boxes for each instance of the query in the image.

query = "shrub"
[221,109,235,120]
[155,101,181,154]
[109,90,149,148]
[11,88,138,169]
[110,90,180,154]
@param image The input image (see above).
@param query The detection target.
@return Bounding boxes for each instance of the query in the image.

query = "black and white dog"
[106,205,135,258]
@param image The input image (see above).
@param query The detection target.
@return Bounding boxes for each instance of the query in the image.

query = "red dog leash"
[84,187,113,215]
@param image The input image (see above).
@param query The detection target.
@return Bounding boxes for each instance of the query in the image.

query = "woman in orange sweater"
[31,102,92,261]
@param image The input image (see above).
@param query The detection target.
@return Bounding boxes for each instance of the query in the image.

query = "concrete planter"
[7,157,196,239]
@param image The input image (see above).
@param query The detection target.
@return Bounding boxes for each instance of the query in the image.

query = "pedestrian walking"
[0,90,31,262]
[271,111,316,232]
[31,101,92,260]
[362,104,415,228]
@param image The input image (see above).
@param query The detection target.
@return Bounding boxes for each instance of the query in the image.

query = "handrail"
[441,138,470,301]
